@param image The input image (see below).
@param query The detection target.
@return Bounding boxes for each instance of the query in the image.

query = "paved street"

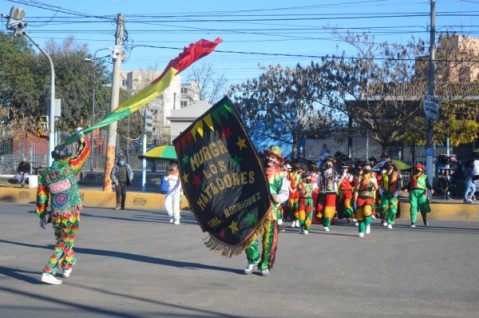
[0,202,478,318]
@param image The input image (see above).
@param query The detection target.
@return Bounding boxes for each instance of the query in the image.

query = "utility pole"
[103,13,125,192]
[425,0,436,187]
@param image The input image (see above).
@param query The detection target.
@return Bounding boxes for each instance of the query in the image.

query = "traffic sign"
[423,95,441,121]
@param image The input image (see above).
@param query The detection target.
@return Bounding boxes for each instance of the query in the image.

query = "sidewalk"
[0,185,477,221]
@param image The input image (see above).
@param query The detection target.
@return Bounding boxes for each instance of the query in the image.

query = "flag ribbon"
[63,37,223,145]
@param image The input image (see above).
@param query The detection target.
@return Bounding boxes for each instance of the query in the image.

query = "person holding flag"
[244,145,289,276]
[36,127,90,285]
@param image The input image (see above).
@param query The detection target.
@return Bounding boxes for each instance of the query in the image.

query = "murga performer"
[244,145,289,276]
[36,127,90,285]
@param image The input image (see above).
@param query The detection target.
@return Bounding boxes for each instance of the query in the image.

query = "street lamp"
[5,6,56,166]
[84,48,111,171]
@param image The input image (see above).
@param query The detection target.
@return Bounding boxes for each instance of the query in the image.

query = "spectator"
[463,161,476,204]
[110,155,134,210]
[16,157,31,187]
[473,154,479,181]
[164,163,182,224]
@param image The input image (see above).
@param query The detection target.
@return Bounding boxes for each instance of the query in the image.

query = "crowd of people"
[277,151,437,237]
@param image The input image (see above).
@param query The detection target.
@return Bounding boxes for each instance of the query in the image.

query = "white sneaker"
[387,224,393,230]
[411,223,416,228]
[169,218,174,223]
[358,232,364,238]
[174,220,180,225]
[62,268,72,278]
[354,222,359,227]
[382,220,388,227]
[291,221,296,228]
[366,225,371,234]
[261,268,270,276]
[277,219,283,225]
[41,273,62,285]
[324,227,330,232]
[244,264,257,275]
[371,215,376,219]
[303,230,309,235]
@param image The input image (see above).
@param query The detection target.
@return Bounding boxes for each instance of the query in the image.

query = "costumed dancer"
[276,162,290,225]
[36,127,90,285]
[288,164,301,228]
[379,161,403,229]
[403,164,433,227]
[164,162,182,225]
[316,157,338,232]
[297,172,314,234]
[353,162,379,238]
[309,163,320,223]
[337,163,354,220]
[244,145,289,276]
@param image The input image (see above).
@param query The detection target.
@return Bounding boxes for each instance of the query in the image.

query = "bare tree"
[229,64,335,158]
[187,64,228,104]
[317,30,428,151]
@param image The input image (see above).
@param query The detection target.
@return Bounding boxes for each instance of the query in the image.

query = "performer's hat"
[264,145,284,163]
[51,144,72,160]
[414,163,425,171]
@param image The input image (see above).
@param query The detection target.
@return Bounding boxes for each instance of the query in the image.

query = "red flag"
[153,37,223,84]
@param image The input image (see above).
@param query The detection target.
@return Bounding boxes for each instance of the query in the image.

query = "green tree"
[42,36,111,131]
[0,32,43,135]
[0,33,111,136]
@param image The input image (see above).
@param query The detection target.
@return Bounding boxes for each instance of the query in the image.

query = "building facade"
[120,70,201,142]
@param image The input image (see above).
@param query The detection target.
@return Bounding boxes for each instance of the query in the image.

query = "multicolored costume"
[316,162,338,231]
[405,164,432,227]
[288,168,301,227]
[337,167,354,219]
[353,168,378,237]
[244,145,288,276]
[379,165,402,228]
[297,174,314,234]
[36,131,90,283]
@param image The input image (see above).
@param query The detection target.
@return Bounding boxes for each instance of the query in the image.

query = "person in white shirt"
[164,163,182,225]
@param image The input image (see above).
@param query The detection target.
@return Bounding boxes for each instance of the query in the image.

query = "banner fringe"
[203,219,267,258]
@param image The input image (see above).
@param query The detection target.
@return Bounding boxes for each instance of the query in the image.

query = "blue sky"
[2,0,478,85]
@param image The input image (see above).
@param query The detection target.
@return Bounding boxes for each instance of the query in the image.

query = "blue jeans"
[464,180,476,200]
